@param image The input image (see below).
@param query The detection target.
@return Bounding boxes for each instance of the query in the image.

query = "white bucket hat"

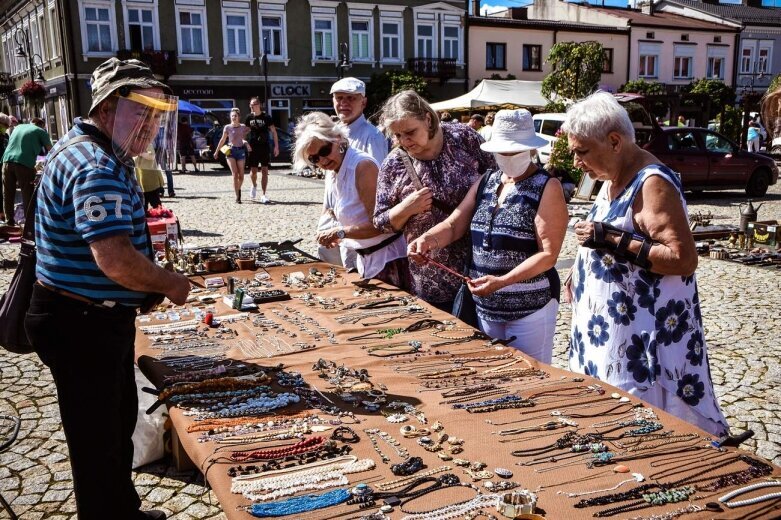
[479,109,548,153]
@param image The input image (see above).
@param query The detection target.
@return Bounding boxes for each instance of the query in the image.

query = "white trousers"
[477,299,558,364]
[747,136,761,153]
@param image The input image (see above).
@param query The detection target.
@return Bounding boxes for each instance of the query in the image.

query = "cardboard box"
[747,220,780,246]
[147,215,179,250]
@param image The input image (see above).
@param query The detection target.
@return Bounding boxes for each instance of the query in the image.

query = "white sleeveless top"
[329,147,406,279]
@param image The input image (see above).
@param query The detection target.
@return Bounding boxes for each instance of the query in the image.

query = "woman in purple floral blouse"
[373,90,496,309]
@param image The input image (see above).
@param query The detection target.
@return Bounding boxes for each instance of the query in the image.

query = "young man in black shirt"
[244,97,278,203]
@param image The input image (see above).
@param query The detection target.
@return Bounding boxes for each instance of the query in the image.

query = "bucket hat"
[89,58,172,115]
[480,109,548,153]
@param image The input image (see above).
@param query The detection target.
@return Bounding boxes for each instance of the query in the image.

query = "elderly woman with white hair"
[564,92,728,436]
[294,112,409,288]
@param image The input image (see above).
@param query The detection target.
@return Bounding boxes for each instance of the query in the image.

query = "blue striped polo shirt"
[35,118,151,307]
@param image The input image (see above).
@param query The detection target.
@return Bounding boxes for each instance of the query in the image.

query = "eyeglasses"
[307,142,333,165]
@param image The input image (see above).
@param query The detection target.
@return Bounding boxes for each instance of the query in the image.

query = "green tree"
[619,79,667,118]
[682,79,736,122]
[769,73,781,95]
[365,70,430,120]
[716,105,742,143]
[547,131,582,184]
[541,41,605,104]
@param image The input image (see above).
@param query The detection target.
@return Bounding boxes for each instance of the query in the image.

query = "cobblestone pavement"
[1,163,779,519]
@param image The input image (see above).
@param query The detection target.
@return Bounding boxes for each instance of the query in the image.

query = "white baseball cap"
[330,77,366,96]
[480,109,548,153]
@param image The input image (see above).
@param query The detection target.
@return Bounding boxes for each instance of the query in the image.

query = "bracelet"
[718,480,781,508]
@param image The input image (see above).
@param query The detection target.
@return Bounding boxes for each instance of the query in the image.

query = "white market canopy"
[429,80,548,111]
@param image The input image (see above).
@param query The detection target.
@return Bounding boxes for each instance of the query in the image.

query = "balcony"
[407,58,457,84]
[116,49,177,79]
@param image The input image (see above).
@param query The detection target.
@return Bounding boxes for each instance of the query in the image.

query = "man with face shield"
[24,58,190,520]
[408,109,568,363]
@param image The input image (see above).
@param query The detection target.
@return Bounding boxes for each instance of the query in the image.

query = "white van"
[533,113,566,165]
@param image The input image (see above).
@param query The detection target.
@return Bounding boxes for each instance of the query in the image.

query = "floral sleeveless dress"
[569,164,729,436]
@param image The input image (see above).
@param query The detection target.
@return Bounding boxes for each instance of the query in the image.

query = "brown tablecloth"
[135,263,781,520]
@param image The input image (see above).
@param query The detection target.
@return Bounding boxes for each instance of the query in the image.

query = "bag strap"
[23,134,110,242]
[398,149,424,190]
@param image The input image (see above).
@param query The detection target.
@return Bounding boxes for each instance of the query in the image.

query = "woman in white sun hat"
[408,109,568,362]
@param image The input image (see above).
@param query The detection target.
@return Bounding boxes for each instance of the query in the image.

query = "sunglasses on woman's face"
[308,142,333,165]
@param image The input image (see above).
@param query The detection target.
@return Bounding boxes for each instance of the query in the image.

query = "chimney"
[509,7,528,19]
[472,0,480,15]
[641,1,654,15]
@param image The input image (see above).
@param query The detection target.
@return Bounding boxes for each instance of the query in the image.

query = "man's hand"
[273,145,280,158]
[316,228,340,248]
[166,273,191,305]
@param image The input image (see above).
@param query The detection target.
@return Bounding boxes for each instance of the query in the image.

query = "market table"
[135,263,781,520]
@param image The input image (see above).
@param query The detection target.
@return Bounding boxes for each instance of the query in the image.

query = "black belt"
[355,233,403,256]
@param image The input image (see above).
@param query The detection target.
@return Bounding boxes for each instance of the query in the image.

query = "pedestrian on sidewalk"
[245,97,277,203]
[294,112,408,288]
[1,117,52,226]
[176,117,198,172]
[564,91,728,437]
[216,107,251,203]
[25,57,190,520]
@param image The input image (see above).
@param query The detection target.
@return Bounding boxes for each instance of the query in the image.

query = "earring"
[339,143,347,154]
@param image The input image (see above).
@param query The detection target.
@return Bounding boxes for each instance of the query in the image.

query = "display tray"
[135,263,781,520]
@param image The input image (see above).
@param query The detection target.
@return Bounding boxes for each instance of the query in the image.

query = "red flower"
[20,80,45,98]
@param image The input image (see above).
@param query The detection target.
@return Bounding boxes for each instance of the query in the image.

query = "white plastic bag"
[131,365,166,468]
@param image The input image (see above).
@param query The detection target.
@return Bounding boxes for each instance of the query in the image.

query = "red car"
[642,127,779,196]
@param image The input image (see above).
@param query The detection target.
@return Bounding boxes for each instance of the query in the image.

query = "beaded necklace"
[718,480,781,508]
[243,488,352,517]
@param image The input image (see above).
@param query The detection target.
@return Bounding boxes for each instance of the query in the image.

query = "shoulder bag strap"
[398,149,425,190]
[22,134,108,242]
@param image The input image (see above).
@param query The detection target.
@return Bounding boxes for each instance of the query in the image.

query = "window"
[192,99,235,125]
[442,25,459,60]
[680,34,689,42]
[646,31,655,39]
[486,42,506,70]
[740,45,754,74]
[30,15,44,62]
[673,56,692,79]
[704,131,733,153]
[416,24,434,58]
[261,16,283,57]
[707,56,725,79]
[84,5,113,52]
[350,20,371,61]
[48,2,61,59]
[602,48,614,73]
[758,44,772,74]
[313,18,335,60]
[381,21,401,61]
[540,119,563,137]
[638,54,657,78]
[523,44,541,71]
[713,36,721,43]
[668,131,700,152]
[225,12,250,58]
[178,10,205,56]
[127,7,155,51]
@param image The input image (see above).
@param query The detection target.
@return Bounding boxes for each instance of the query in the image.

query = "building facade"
[658,0,781,97]
[0,0,73,140]
[528,0,740,88]
[468,15,630,94]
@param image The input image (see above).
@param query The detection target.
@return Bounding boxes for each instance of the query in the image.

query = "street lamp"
[335,42,351,80]
[14,29,44,82]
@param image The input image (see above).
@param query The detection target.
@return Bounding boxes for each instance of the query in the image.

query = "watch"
[336,228,346,239]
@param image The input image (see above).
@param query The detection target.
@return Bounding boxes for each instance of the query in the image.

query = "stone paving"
[0,162,779,519]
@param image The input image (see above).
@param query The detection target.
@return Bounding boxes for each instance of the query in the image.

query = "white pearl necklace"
[400,493,501,520]
[718,480,781,508]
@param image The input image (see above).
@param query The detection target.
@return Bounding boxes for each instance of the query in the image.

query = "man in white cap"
[317,77,389,268]
[330,77,388,165]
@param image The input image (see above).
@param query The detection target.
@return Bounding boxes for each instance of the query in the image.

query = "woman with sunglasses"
[374,90,496,311]
[293,112,409,288]
[407,110,568,363]
[215,107,251,203]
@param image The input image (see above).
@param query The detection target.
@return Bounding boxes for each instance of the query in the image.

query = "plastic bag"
[131,366,165,468]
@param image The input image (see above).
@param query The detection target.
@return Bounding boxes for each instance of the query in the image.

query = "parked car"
[533,113,565,165]
[210,128,292,169]
[642,127,779,196]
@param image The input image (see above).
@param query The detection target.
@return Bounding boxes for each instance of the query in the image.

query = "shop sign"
[271,84,310,97]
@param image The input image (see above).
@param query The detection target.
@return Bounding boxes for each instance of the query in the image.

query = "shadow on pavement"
[182,230,223,237]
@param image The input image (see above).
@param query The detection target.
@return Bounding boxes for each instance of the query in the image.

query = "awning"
[430,79,548,112]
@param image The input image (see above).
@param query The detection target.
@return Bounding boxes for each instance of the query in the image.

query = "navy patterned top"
[469,169,560,321]
[374,123,496,304]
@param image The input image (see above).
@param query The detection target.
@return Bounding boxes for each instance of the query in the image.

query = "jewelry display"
[496,489,538,518]
[624,503,703,520]
[363,428,409,463]
[561,473,645,497]
[376,466,452,491]
[241,487,352,517]
[399,493,501,520]
[718,480,781,508]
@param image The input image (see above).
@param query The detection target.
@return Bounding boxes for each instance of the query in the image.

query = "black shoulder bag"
[0,135,107,354]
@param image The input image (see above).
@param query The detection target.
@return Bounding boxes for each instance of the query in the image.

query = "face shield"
[112,89,178,169]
